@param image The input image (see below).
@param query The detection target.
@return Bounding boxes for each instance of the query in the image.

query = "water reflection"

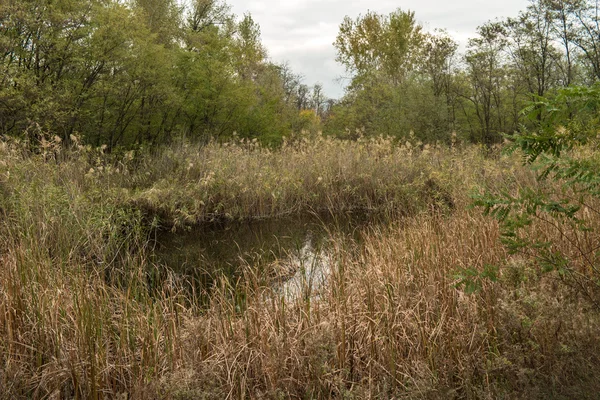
[154,213,372,301]
[272,229,331,301]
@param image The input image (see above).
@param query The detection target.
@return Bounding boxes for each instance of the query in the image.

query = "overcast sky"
[226,0,531,98]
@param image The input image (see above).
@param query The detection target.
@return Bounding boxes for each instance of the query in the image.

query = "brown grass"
[0,136,599,398]
[163,208,599,399]
[127,135,523,226]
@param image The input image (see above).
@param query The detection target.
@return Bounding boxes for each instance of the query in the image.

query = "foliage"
[329,10,460,141]
[474,84,600,307]
[454,264,499,294]
[0,0,322,149]
[519,83,600,161]
[327,1,600,145]
[334,9,424,81]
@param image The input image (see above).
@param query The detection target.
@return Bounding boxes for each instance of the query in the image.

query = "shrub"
[474,85,600,308]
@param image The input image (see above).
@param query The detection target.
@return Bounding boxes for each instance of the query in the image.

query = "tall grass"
[0,135,598,398]
[0,138,187,398]
[128,134,522,226]
[166,209,600,398]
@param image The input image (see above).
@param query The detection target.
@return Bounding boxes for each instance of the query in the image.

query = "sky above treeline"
[226,0,531,98]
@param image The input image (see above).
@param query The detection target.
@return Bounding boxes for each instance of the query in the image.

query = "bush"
[474,85,600,308]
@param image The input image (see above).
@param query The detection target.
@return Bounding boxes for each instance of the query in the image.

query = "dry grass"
[128,135,524,226]
[0,135,599,398]
[164,209,600,399]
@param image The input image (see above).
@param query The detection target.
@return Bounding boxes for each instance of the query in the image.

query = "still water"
[153,212,377,301]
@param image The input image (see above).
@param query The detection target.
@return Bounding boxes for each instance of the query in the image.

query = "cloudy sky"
[226,0,531,98]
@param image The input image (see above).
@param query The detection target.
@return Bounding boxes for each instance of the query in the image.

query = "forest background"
[3,0,599,149]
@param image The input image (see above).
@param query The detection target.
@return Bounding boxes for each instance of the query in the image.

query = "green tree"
[78,2,176,148]
[0,0,99,137]
[334,9,424,86]
[560,0,600,82]
[461,22,515,144]
[421,30,459,133]
[133,0,182,46]
[546,0,582,85]
[504,1,561,99]
[330,8,455,140]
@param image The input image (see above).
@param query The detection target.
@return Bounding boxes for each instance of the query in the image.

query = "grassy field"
[0,135,599,398]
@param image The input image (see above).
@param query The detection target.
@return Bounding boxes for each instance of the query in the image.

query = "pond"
[152,212,380,302]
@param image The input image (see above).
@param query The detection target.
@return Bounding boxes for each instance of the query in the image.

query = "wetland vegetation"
[2,135,600,399]
[2,0,600,398]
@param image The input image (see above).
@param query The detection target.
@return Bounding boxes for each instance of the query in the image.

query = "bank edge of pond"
[137,176,456,235]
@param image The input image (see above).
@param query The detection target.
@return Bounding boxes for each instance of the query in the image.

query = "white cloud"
[227,0,531,98]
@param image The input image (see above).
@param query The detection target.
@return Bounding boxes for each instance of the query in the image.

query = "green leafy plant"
[453,264,499,294]
[474,85,600,307]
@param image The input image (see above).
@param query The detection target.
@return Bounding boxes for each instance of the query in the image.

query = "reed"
[0,135,598,398]
[128,135,522,227]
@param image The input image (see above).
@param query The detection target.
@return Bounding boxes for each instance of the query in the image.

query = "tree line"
[327,0,600,145]
[1,0,599,149]
[0,0,328,148]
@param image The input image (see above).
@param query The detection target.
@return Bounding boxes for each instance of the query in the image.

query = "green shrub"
[474,85,600,307]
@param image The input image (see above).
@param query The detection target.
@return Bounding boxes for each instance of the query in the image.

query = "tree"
[546,0,582,85]
[0,0,314,147]
[296,84,310,111]
[462,22,513,144]
[186,0,230,33]
[310,83,327,118]
[564,0,600,81]
[233,13,266,81]
[276,61,303,105]
[504,1,561,99]
[0,0,163,146]
[334,9,424,86]
[330,9,449,140]
[0,0,98,137]
[422,30,459,132]
[133,0,182,45]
